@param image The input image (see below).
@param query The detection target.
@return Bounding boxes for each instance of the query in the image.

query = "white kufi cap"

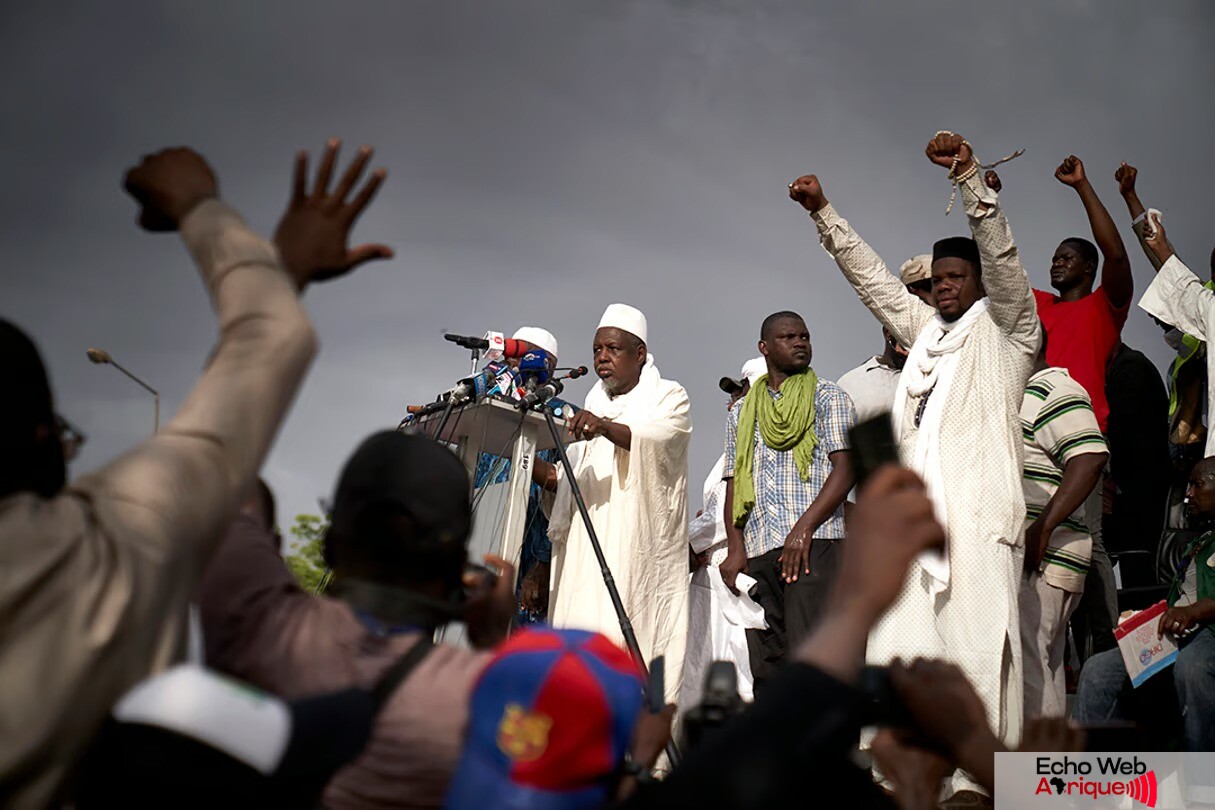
[511,326,559,359]
[596,303,648,345]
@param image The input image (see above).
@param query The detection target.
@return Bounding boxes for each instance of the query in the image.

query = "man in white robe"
[683,358,767,706]
[1121,172,1215,460]
[789,133,1040,796]
[539,303,692,705]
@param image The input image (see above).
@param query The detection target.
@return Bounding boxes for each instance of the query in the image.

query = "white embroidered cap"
[596,303,648,345]
[511,327,559,359]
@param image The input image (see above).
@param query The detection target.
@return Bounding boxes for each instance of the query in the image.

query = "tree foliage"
[283,513,331,594]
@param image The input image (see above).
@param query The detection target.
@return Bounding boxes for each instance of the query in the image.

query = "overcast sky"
[3,0,1213,538]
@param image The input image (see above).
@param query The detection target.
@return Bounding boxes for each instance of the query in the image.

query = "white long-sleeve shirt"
[0,199,317,808]
[812,169,1038,762]
[1140,254,1215,458]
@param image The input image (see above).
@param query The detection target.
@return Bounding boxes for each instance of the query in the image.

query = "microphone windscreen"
[518,350,553,384]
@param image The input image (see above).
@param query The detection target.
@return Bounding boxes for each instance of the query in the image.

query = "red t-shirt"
[1034,286,1130,432]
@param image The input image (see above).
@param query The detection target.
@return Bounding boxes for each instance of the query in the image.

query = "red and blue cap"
[445,627,644,810]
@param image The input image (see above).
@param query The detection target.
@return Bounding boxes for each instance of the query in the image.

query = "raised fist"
[1144,211,1173,264]
[123,148,218,231]
[788,174,827,212]
[984,170,1002,193]
[1115,162,1138,196]
[925,133,973,171]
[1054,155,1087,187]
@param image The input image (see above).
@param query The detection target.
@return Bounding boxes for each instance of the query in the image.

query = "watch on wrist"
[620,752,654,782]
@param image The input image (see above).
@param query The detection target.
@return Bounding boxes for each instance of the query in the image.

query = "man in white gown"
[538,304,692,705]
[683,358,767,706]
[788,133,1039,797]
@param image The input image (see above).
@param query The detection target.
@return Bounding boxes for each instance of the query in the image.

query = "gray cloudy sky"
[3,1,1213,532]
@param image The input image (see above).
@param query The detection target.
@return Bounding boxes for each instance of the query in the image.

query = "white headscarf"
[891,297,990,595]
[585,354,663,419]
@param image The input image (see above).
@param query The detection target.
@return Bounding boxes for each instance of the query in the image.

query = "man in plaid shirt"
[720,311,856,688]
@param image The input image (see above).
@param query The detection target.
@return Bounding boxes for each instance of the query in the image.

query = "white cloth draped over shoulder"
[548,354,692,705]
[891,297,990,594]
[811,170,1039,789]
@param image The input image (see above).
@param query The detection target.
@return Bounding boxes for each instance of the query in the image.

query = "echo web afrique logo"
[1034,756,1158,807]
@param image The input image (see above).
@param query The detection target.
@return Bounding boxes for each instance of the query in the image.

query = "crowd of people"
[2,130,1213,809]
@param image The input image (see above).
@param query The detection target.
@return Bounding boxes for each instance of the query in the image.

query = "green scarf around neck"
[732,368,818,528]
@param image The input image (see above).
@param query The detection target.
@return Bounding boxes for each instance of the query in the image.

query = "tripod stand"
[540,406,682,767]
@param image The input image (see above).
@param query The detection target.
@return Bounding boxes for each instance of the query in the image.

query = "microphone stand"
[431,396,460,442]
[538,403,681,767]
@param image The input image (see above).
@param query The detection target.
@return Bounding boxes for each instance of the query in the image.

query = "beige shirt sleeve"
[0,199,318,808]
[957,171,1038,355]
[1140,254,1214,340]
[70,198,318,574]
[810,203,937,348]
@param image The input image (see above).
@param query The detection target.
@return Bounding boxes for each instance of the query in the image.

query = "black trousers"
[744,540,843,691]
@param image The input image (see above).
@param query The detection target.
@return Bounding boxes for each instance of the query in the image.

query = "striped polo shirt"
[1021,367,1109,592]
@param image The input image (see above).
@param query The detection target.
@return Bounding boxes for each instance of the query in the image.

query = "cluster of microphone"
[402,333,588,424]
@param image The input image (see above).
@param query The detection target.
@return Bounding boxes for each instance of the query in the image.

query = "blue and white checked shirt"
[723,377,855,558]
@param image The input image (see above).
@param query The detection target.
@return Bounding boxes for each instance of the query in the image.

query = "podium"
[410,396,566,570]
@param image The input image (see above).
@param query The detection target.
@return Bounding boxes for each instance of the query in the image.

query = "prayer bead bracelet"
[932,130,1025,215]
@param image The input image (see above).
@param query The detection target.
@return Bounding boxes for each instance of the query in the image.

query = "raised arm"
[1139,217,1215,339]
[74,142,390,573]
[1116,162,1177,274]
[196,511,306,680]
[1055,156,1132,307]
[789,175,936,348]
[925,133,1037,354]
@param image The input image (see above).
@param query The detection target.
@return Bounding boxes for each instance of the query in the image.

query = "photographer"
[197,431,515,809]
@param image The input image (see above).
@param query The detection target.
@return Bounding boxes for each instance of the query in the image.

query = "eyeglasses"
[55,414,86,450]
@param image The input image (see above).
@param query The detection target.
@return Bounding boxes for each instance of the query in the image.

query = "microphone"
[518,379,564,411]
[444,332,536,359]
[552,366,588,378]
[444,332,489,350]
[518,349,554,386]
[445,368,499,403]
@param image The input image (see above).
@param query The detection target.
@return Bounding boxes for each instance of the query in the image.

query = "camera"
[682,661,747,751]
[856,665,915,729]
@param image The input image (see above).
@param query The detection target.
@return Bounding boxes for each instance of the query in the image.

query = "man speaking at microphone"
[474,326,574,624]
[535,304,692,705]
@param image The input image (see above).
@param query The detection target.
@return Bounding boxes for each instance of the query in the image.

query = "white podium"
[411,396,566,571]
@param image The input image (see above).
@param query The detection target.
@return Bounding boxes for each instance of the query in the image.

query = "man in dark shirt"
[1092,343,1171,636]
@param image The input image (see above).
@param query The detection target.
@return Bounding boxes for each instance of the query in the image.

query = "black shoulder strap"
[371,636,435,710]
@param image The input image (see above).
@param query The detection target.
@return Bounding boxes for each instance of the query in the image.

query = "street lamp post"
[86,348,160,434]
